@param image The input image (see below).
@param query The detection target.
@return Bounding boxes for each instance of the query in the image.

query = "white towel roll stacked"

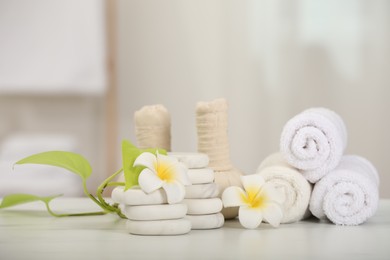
[111,187,191,235]
[280,108,347,183]
[309,155,379,225]
[279,107,380,225]
[256,153,312,223]
[169,152,225,230]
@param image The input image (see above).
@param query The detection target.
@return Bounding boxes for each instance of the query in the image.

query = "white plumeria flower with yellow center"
[133,152,191,204]
[222,174,284,229]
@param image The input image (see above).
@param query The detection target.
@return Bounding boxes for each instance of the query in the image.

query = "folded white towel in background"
[0,161,83,197]
[309,155,379,225]
[0,133,77,161]
[280,108,348,183]
[0,132,83,197]
[256,153,312,223]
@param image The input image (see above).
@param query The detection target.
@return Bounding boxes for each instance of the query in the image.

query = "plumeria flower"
[222,174,284,229]
[133,152,191,204]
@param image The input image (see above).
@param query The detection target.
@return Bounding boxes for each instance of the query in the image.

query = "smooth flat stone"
[111,187,167,205]
[124,204,187,221]
[184,198,223,215]
[187,168,215,184]
[111,186,124,203]
[186,213,225,230]
[126,219,191,236]
[168,152,209,169]
[185,183,219,199]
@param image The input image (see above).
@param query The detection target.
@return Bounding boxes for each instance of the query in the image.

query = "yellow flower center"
[155,161,175,182]
[241,187,266,209]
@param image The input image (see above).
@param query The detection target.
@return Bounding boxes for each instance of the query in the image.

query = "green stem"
[82,180,107,212]
[107,182,125,187]
[97,168,126,218]
[44,202,106,218]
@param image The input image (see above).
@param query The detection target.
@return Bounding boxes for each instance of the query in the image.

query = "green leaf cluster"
[0,139,165,218]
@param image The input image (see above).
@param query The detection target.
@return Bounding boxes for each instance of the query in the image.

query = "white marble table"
[0,198,389,260]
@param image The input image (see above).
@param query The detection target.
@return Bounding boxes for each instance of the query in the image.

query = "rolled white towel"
[309,155,379,225]
[257,153,312,223]
[280,108,348,183]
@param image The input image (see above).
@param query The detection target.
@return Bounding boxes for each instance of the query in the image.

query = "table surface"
[0,198,389,260]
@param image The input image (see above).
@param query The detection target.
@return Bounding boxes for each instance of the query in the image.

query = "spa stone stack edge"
[169,152,225,229]
[111,187,191,235]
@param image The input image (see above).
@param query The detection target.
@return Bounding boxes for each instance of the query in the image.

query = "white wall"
[116,0,390,197]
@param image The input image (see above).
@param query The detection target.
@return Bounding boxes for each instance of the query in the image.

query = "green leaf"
[0,194,61,209]
[121,140,166,190]
[122,140,143,189]
[15,151,92,181]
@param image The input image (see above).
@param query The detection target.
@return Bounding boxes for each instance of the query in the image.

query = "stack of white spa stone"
[111,187,191,235]
[169,152,224,230]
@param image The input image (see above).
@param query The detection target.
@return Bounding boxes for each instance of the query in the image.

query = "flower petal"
[174,162,191,186]
[157,152,179,167]
[259,182,285,205]
[239,206,263,229]
[241,174,264,193]
[162,181,185,204]
[262,202,283,227]
[138,168,163,193]
[133,152,157,171]
[222,186,247,208]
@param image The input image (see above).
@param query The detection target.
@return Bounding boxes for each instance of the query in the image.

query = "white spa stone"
[126,219,191,236]
[124,203,187,221]
[186,213,225,230]
[185,183,219,199]
[111,186,124,203]
[111,187,167,205]
[168,152,209,169]
[187,168,215,184]
[184,198,223,215]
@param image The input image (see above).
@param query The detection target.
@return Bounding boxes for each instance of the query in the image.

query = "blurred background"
[0,0,389,197]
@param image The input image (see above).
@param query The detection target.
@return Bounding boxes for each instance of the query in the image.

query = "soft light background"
[0,0,107,194]
[0,0,389,197]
